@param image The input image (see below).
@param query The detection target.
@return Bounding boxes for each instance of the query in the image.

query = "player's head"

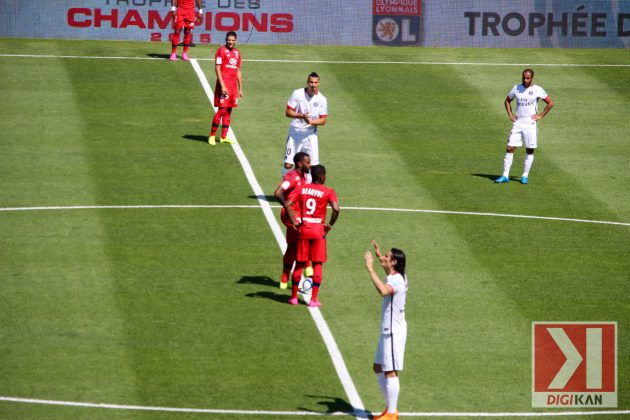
[390,248,406,277]
[294,152,311,174]
[522,69,534,88]
[310,164,326,184]
[225,32,237,49]
[306,72,320,96]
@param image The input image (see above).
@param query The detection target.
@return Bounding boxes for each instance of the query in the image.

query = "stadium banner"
[1,0,629,48]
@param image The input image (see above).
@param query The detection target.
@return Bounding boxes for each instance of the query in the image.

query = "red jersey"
[215,46,241,86]
[289,183,338,238]
[177,0,196,11]
[280,169,307,224]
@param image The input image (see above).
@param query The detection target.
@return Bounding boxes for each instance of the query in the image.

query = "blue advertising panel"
[1,0,629,48]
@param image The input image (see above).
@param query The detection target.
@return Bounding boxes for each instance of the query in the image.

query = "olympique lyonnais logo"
[532,322,617,408]
[372,0,422,46]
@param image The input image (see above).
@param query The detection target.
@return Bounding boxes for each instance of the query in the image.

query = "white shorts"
[374,333,406,372]
[507,120,538,149]
[284,127,320,165]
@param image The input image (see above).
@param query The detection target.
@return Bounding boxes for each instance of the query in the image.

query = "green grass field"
[1,38,629,419]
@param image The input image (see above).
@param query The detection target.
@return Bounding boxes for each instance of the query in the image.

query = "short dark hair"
[310,164,326,182]
[308,72,319,79]
[226,31,237,39]
[523,68,534,77]
[293,152,309,165]
[391,248,406,277]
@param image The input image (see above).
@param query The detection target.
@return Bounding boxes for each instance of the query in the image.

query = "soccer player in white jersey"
[364,240,408,420]
[282,72,328,179]
[496,69,554,185]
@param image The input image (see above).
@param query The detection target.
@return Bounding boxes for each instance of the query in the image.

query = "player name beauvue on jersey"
[300,187,324,198]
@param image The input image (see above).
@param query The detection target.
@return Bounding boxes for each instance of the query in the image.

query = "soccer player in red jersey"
[274,152,311,290]
[208,32,243,146]
[284,165,340,307]
[169,0,202,62]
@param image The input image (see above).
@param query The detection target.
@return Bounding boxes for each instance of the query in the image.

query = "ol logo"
[532,322,617,408]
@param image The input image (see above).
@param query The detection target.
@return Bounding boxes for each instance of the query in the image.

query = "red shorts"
[174,9,196,30]
[296,226,327,263]
[214,82,239,108]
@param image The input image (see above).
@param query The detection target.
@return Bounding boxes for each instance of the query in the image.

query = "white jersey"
[380,273,407,335]
[287,88,328,133]
[507,84,548,123]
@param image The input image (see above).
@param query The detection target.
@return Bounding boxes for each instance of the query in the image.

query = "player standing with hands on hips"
[282,72,328,179]
[209,32,243,146]
[496,68,554,185]
[365,240,408,420]
[169,0,202,61]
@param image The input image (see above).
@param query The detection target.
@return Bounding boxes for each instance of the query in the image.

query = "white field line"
[0,396,628,417]
[1,204,629,228]
[1,53,630,67]
[189,59,367,419]
[0,396,347,416]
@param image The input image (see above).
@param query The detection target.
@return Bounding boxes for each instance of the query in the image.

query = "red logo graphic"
[532,322,617,407]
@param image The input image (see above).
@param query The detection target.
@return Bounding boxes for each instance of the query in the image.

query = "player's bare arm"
[273,185,287,206]
[286,107,310,124]
[171,0,177,19]
[372,240,384,262]
[325,200,340,232]
[308,115,327,127]
[364,251,394,297]
[283,198,299,229]
[505,96,517,122]
[195,0,203,22]
[215,63,228,95]
[237,68,243,98]
[533,96,554,121]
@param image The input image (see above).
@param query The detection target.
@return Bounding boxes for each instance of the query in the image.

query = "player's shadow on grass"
[146,53,173,60]
[299,395,357,416]
[182,134,209,143]
[238,276,289,305]
[244,290,289,304]
[472,173,502,182]
[146,46,197,60]
[248,194,277,202]
[237,276,288,304]
[237,275,276,287]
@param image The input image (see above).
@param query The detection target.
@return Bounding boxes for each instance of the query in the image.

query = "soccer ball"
[299,277,313,294]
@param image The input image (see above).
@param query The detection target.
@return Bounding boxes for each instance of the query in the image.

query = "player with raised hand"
[284,165,339,307]
[365,241,408,420]
[169,0,202,62]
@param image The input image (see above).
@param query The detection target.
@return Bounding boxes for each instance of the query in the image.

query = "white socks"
[377,373,387,400]
[502,152,535,178]
[523,154,535,177]
[385,375,400,414]
[502,152,514,177]
[377,373,400,414]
